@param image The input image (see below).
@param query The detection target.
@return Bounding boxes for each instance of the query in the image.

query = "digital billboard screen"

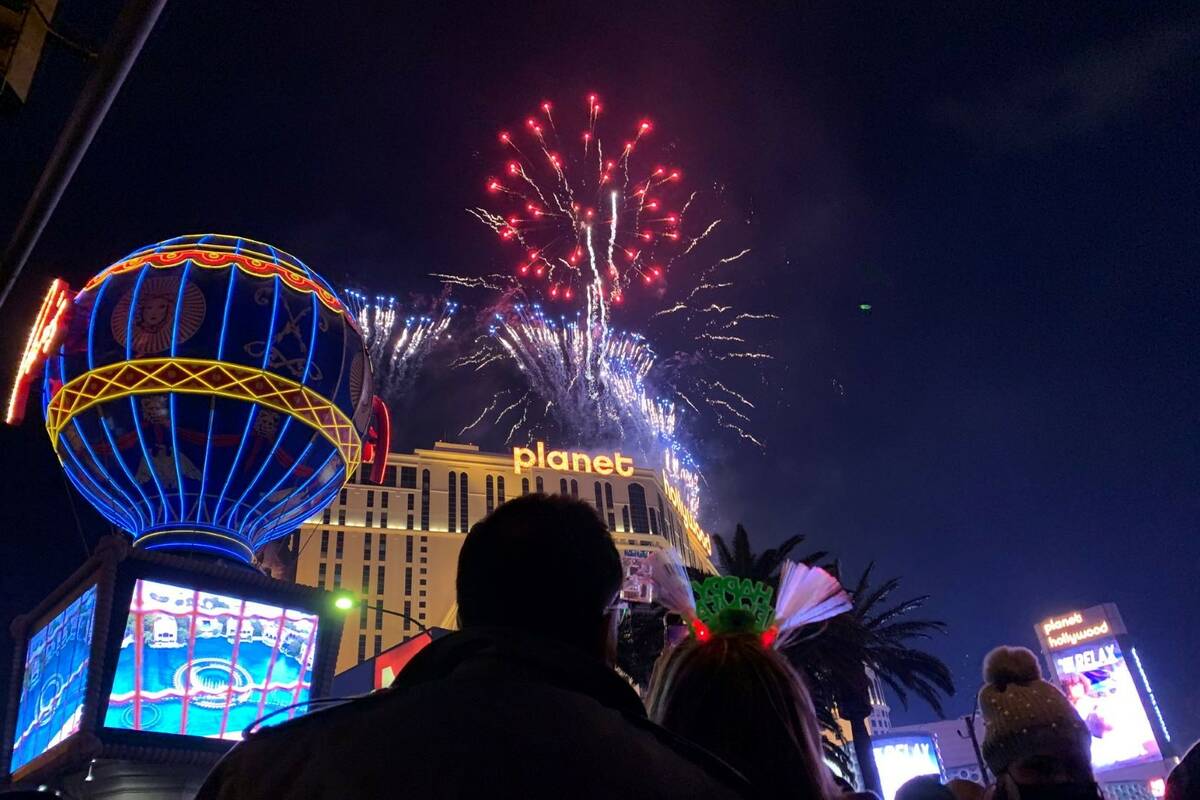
[10,584,98,774]
[1051,638,1162,771]
[872,733,943,800]
[104,579,320,740]
[619,550,654,603]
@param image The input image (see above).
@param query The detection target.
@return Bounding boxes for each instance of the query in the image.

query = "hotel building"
[291,441,718,674]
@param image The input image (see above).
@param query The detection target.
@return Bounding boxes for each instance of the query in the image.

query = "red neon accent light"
[365,395,391,485]
[7,278,72,425]
[691,619,711,643]
[760,626,779,648]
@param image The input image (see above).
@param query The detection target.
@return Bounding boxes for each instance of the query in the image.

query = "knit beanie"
[977,646,1092,776]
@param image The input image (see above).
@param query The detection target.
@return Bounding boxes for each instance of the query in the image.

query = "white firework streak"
[721,312,779,329]
[716,351,773,361]
[432,269,508,291]
[709,379,756,409]
[459,395,503,436]
[344,291,458,401]
[651,303,688,318]
[506,403,530,444]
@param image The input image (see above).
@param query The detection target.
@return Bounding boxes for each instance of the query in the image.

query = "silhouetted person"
[977,646,1101,800]
[196,494,749,799]
[944,778,986,800]
[647,631,837,799]
[896,775,954,800]
[1166,739,1199,800]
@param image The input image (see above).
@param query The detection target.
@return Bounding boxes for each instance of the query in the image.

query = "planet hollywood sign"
[510,441,712,555]
[1039,606,1119,651]
[512,441,636,477]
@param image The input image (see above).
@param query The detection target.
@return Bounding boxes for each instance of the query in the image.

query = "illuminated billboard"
[620,550,654,603]
[10,585,97,774]
[1051,639,1162,770]
[104,579,320,740]
[872,733,943,800]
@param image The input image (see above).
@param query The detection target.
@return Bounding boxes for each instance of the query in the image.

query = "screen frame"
[3,559,115,782]
[93,555,337,756]
[870,732,945,800]
[3,536,344,784]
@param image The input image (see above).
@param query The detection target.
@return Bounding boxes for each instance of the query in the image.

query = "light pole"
[957,708,990,784]
[331,591,429,633]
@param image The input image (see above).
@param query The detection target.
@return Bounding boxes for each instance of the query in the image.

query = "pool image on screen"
[104,579,320,740]
[10,585,98,774]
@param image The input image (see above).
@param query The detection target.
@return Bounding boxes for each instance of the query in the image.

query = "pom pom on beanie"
[983,646,1041,690]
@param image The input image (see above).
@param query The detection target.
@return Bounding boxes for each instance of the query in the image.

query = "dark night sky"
[2,2,1198,744]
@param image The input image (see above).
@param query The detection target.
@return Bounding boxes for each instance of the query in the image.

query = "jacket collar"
[389,627,647,718]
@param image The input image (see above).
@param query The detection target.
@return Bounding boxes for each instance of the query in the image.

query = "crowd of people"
[197,494,1197,800]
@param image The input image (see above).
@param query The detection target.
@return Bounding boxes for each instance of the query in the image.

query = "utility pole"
[0,0,167,309]
[957,708,991,785]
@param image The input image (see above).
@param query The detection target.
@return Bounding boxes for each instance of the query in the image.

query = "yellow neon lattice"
[45,357,361,474]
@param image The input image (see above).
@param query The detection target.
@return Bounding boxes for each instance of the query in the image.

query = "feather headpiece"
[649,549,851,648]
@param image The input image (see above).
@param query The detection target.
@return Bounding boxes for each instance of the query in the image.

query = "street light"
[330,591,428,632]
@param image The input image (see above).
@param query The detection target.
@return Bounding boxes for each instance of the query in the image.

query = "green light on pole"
[333,593,356,612]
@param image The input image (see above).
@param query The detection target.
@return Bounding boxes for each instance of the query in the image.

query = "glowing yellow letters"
[512,441,634,477]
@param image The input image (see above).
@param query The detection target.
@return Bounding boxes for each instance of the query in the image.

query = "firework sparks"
[445,95,774,520]
[472,94,688,304]
[344,290,458,401]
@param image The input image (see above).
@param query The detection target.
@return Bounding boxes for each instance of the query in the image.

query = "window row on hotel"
[336,466,689,552]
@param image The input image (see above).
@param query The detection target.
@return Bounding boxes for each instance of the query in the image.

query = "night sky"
[2,3,1197,745]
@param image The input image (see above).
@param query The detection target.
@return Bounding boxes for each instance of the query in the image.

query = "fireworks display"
[470,93,684,304]
[445,95,774,519]
[344,290,458,401]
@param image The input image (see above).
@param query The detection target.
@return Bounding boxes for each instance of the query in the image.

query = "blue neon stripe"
[61,429,140,530]
[217,263,238,360]
[257,470,342,546]
[54,349,140,530]
[194,403,217,523]
[59,459,130,530]
[142,540,248,562]
[88,272,154,527]
[267,449,339,526]
[59,366,142,531]
[231,291,320,531]
[86,272,111,371]
[125,266,171,525]
[59,442,134,530]
[256,451,340,539]
[239,439,315,537]
[212,275,279,525]
[169,261,192,518]
[95,391,154,526]
[194,268,240,523]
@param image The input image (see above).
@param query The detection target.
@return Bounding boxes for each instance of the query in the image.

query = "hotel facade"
[291,441,718,674]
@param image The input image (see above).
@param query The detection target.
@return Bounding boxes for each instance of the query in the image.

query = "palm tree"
[786,564,955,796]
[711,523,825,580]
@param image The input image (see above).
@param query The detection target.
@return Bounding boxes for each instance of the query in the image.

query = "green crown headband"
[692,576,776,636]
[650,550,853,649]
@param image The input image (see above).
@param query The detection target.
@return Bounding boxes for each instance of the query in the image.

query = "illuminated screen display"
[104,579,320,740]
[872,734,943,800]
[1051,638,1162,771]
[10,585,97,774]
[619,550,654,603]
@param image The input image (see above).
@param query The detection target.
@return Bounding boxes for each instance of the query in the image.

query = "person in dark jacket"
[195,493,750,799]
